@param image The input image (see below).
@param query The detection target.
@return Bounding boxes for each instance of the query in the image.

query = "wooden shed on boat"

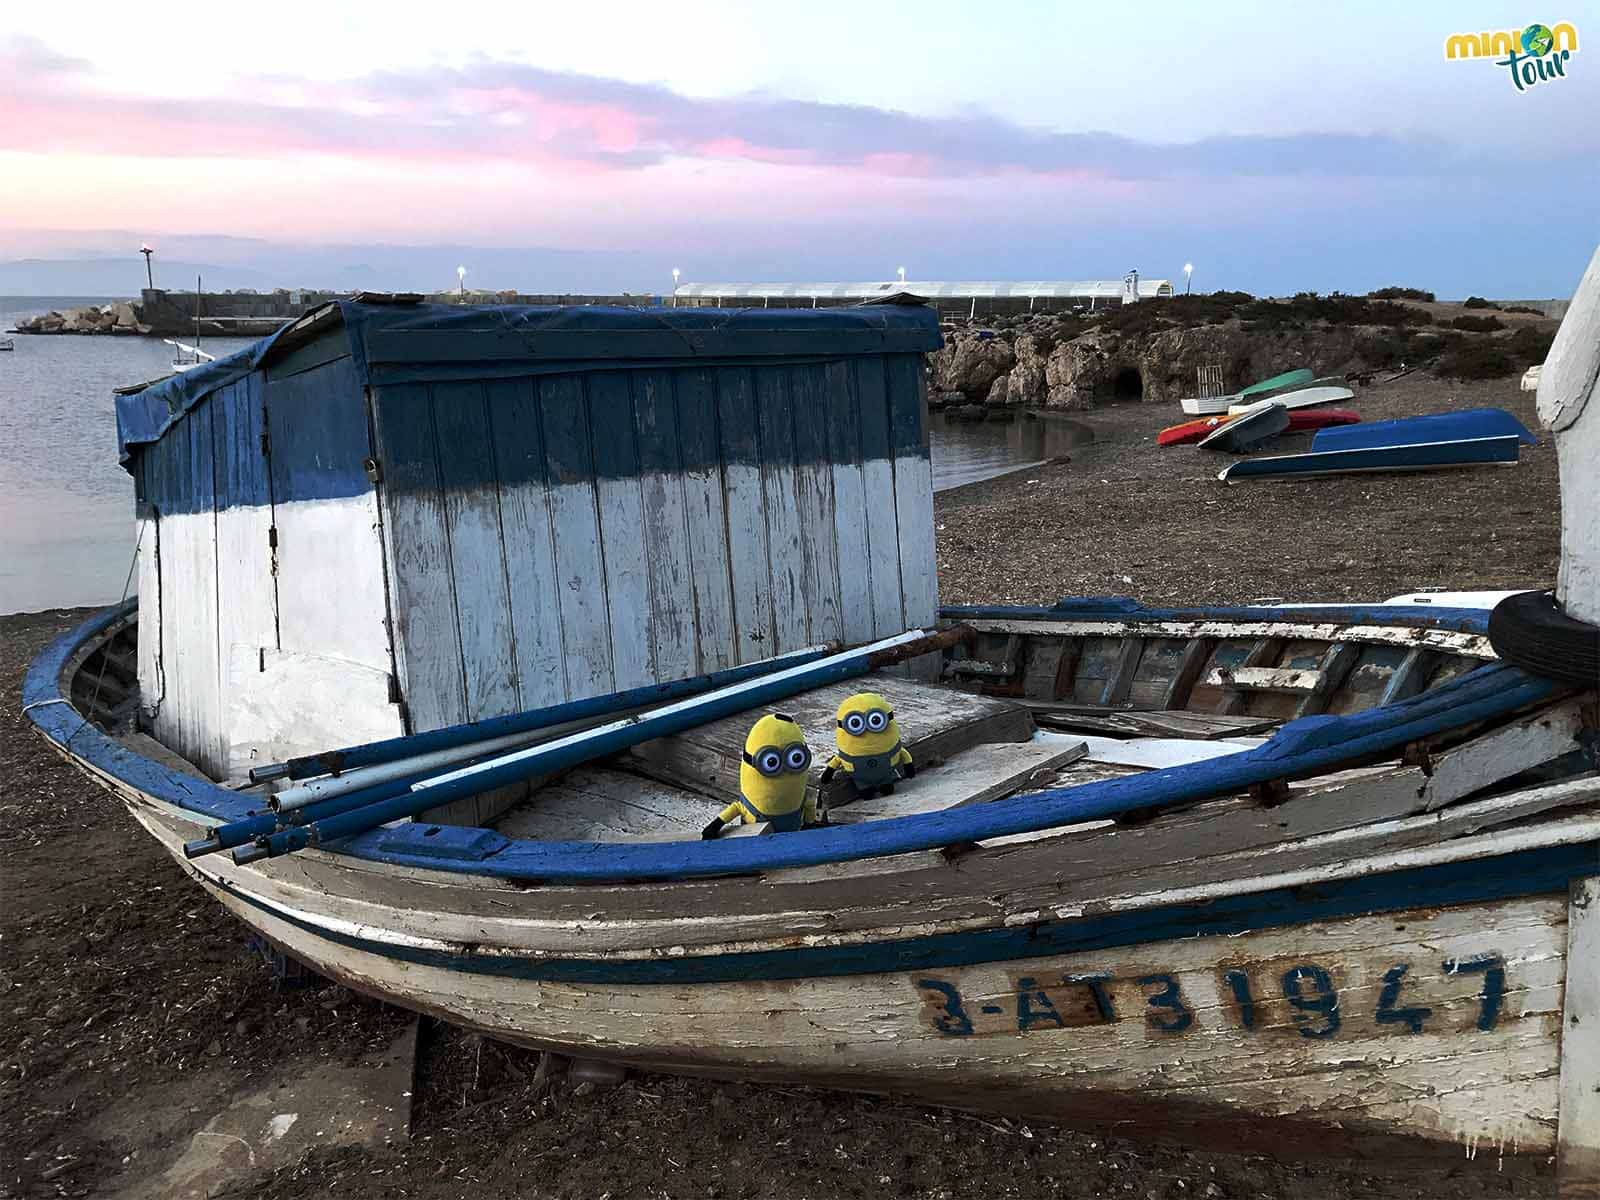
[115,298,943,781]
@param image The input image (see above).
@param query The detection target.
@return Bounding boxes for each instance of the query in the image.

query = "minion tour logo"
[1444,21,1578,91]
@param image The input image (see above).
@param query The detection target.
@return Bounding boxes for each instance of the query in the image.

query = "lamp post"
[672,267,681,307]
[456,265,466,300]
[140,244,154,290]
[1184,263,1194,295]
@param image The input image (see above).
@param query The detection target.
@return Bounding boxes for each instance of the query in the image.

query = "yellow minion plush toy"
[702,713,815,839]
[819,691,915,800]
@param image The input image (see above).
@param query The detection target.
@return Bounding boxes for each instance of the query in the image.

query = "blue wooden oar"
[250,643,837,784]
[233,625,970,864]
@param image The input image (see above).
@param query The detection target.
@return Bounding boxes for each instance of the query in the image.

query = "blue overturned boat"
[1219,408,1537,483]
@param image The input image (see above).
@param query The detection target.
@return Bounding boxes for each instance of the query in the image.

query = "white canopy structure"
[672,277,1174,312]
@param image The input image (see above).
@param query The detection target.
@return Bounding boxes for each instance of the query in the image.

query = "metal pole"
[141,248,154,290]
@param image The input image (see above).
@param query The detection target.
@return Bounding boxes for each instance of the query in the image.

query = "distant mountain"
[0,258,276,296]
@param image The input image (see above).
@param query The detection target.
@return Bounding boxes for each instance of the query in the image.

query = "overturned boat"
[25,276,1600,1172]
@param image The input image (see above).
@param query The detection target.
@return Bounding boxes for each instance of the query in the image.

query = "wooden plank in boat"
[1559,875,1600,1198]
[675,368,738,671]
[791,364,845,648]
[634,369,701,683]
[716,367,777,662]
[492,768,711,842]
[857,357,904,642]
[1077,734,1262,770]
[756,365,809,654]
[627,676,1035,805]
[1024,705,1280,740]
[829,738,1089,824]
[591,372,657,690]
[1205,665,1323,694]
[825,360,875,647]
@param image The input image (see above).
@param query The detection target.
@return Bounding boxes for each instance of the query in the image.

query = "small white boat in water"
[164,338,216,372]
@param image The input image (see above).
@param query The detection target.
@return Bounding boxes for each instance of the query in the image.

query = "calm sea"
[0,298,254,615]
[0,296,1085,614]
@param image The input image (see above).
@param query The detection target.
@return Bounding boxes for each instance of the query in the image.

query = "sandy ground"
[1,373,1561,1198]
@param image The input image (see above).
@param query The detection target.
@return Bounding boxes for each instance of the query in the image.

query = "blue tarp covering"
[1310,408,1537,452]
[115,299,943,466]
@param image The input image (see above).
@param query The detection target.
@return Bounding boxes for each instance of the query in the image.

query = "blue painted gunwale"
[24,598,1567,889]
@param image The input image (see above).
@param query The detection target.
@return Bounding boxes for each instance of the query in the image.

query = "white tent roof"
[672,279,1174,300]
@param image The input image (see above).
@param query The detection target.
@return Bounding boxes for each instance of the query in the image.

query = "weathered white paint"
[441,480,520,722]
[1420,699,1587,812]
[679,460,738,673]
[861,454,903,642]
[830,738,1088,824]
[1076,734,1262,769]
[637,471,700,683]
[760,455,809,655]
[135,515,164,727]
[1538,245,1600,625]
[496,477,569,711]
[595,474,657,690]
[1560,874,1600,1196]
[225,647,405,781]
[721,460,777,661]
[830,459,875,645]
[963,616,1495,659]
[272,496,392,676]
[892,451,940,670]
[1205,665,1323,693]
[545,477,615,698]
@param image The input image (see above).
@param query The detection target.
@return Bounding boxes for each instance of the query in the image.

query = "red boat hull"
[1159,408,1359,447]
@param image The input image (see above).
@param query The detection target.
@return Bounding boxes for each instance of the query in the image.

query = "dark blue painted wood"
[263,358,372,512]
[855,356,891,464]
[884,353,928,458]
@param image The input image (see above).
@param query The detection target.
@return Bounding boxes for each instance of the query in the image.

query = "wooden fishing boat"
[24,292,1600,1174]
[1196,400,1289,452]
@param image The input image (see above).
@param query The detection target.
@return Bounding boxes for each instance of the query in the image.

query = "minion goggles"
[838,708,894,736]
[742,743,813,776]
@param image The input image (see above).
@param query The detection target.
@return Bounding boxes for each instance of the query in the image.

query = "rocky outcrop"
[15,303,150,335]
[931,335,1014,400]
[933,317,1376,410]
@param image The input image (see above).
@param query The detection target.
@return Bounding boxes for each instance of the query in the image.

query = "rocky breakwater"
[927,291,1560,415]
[14,302,150,336]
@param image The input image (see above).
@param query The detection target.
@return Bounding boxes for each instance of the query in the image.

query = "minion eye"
[756,749,783,776]
[866,710,888,732]
[844,713,866,735]
[785,745,811,772]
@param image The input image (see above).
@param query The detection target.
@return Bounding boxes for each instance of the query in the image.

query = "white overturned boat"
[1227,383,1354,414]
[26,279,1600,1175]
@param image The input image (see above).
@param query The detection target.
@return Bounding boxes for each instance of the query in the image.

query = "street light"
[1183,263,1194,295]
[672,267,681,307]
[140,244,154,290]
[456,265,466,299]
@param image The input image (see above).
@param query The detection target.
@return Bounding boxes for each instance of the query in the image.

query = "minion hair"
[772,712,796,723]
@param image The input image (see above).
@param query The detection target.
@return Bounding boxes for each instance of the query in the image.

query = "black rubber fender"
[1488,590,1600,688]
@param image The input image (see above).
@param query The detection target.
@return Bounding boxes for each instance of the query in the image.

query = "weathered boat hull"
[27,600,1599,1161]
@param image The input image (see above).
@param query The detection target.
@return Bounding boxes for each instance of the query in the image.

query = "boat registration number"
[914,953,1509,1040]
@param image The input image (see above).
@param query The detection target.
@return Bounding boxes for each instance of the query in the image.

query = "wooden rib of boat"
[27,596,1599,1161]
[1196,400,1289,452]
[23,296,1600,1173]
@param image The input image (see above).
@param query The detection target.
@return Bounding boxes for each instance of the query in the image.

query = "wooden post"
[1560,874,1600,1198]
[1538,245,1600,625]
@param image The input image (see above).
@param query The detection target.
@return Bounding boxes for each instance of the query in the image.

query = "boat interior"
[62,601,1593,864]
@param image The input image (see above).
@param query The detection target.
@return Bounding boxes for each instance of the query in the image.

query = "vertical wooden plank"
[134,452,164,731]
[1295,642,1363,718]
[433,380,520,720]
[756,365,808,653]
[150,433,184,753]
[825,360,874,645]
[1560,875,1600,1199]
[717,366,776,662]
[886,352,938,631]
[633,370,699,680]
[213,375,280,776]
[1219,638,1284,715]
[370,382,467,732]
[1158,637,1215,711]
[162,408,197,763]
[674,367,737,672]
[540,375,614,697]
[589,372,655,690]
[1098,637,1145,708]
[265,360,391,673]
[789,363,843,646]
[856,356,905,640]
[187,401,223,775]
[487,377,568,709]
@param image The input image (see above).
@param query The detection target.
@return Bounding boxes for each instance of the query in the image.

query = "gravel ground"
[1,372,1562,1198]
[935,376,1557,606]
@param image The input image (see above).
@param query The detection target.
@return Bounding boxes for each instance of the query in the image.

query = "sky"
[2,1,1597,297]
